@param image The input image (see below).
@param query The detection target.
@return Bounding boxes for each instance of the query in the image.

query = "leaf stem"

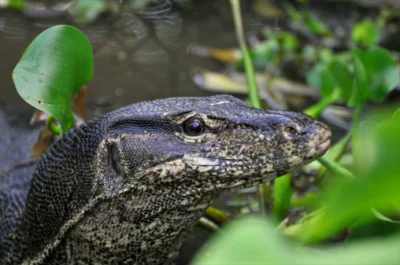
[46,116,61,136]
[229,0,261,109]
[198,217,219,232]
[315,132,351,181]
[273,173,293,220]
[318,156,354,179]
[303,92,338,119]
[352,105,363,144]
[204,207,229,225]
[290,192,320,208]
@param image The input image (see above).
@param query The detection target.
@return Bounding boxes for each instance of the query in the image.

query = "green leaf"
[311,61,352,102]
[192,216,400,265]
[352,20,379,47]
[327,61,353,101]
[371,209,400,224]
[273,174,293,220]
[303,12,330,37]
[8,0,25,10]
[279,32,299,51]
[351,47,399,105]
[305,234,400,265]
[192,217,295,265]
[392,108,400,121]
[348,54,369,106]
[305,60,351,117]
[13,25,94,133]
[69,0,107,24]
[306,63,326,90]
[350,218,400,240]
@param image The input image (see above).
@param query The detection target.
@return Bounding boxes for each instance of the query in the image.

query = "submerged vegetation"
[7,0,400,264]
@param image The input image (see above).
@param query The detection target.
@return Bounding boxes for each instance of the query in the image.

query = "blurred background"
[1,0,253,117]
[1,0,398,118]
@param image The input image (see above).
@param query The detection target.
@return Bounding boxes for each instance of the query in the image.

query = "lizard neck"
[18,120,107,263]
[47,185,217,264]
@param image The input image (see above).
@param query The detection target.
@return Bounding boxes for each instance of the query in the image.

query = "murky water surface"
[0,1,264,118]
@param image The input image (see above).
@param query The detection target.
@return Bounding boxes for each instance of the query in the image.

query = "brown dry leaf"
[193,71,246,94]
[72,85,87,119]
[31,127,55,158]
[208,48,242,63]
[193,70,317,97]
[29,110,49,126]
[188,45,241,63]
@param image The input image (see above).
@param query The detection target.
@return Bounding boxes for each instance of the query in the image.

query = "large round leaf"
[13,25,94,132]
[349,47,399,106]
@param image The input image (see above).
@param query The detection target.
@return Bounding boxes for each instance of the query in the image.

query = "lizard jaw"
[306,138,331,159]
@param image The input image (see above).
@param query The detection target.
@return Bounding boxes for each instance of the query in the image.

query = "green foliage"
[350,48,399,106]
[236,31,299,71]
[321,61,353,102]
[286,3,331,37]
[285,111,400,244]
[305,60,352,118]
[306,47,399,117]
[192,218,294,265]
[13,25,94,133]
[7,0,24,10]
[273,174,293,220]
[69,0,107,24]
[279,32,299,51]
[302,11,331,37]
[192,217,400,265]
[352,20,379,47]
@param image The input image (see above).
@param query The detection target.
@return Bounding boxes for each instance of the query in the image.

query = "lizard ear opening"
[108,144,123,176]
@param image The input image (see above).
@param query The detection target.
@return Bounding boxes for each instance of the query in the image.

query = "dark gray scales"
[0,95,331,264]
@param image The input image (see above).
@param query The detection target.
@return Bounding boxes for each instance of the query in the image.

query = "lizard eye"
[183,118,205,136]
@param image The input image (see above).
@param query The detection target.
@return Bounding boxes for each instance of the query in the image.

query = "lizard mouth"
[306,137,331,159]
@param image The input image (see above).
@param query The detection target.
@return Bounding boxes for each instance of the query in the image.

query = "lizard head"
[104,94,331,195]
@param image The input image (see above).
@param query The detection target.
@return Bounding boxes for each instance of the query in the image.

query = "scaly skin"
[0,95,330,264]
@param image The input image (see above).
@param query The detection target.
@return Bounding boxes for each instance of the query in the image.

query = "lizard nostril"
[284,126,298,137]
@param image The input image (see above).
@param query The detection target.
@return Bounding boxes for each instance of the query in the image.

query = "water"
[0,1,262,119]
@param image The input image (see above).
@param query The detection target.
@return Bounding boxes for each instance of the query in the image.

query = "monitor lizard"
[0,95,331,264]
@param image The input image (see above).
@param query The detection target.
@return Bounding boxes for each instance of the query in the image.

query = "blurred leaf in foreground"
[286,109,400,244]
[192,217,400,265]
[13,25,94,133]
[192,217,294,265]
